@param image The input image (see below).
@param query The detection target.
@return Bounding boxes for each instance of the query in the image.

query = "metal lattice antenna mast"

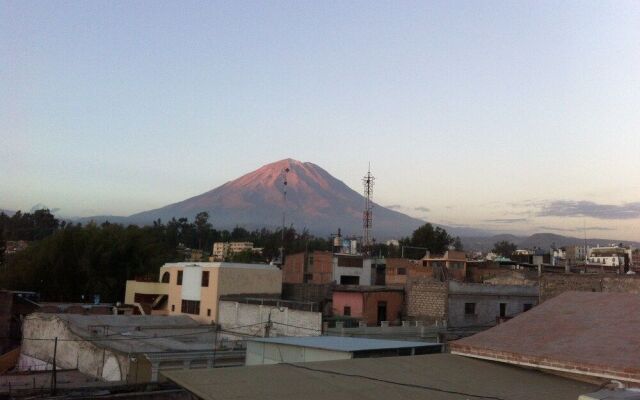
[362,164,375,256]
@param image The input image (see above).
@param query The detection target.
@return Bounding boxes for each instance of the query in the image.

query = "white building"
[332,254,373,286]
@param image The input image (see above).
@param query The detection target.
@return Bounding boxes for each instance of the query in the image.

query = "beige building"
[159,262,282,323]
[125,262,282,323]
[211,242,257,261]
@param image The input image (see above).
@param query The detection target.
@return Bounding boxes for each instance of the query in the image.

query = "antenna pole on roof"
[50,337,58,396]
[277,166,290,267]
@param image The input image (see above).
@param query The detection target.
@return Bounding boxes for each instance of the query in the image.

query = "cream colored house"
[125,262,282,324]
[159,262,282,324]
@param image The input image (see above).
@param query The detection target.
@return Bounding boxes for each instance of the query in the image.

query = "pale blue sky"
[2,1,639,239]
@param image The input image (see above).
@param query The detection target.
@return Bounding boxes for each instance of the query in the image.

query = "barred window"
[181,300,200,315]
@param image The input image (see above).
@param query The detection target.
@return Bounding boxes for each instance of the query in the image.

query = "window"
[161,272,170,283]
[177,270,183,285]
[207,309,211,317]
[171,305,175,312]
[201,271,209,287]
[340,275,360,285]
[397,268,407,275]
[499,303,507,317]
[523,303,533,312]
[344,306,351,316]
[181,300,200,315]
[337,256,363,268]
[464,302,476,315]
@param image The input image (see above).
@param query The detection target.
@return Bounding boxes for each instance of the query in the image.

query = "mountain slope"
[128,159,426,238]
[461,233,640,252]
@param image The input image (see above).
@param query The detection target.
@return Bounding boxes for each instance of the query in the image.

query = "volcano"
[127,159,424,238]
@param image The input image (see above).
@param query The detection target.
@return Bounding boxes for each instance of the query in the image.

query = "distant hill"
[461,233,640,252]
[91,159,430,239]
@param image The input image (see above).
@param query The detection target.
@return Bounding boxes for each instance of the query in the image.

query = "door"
[377,301,387,325]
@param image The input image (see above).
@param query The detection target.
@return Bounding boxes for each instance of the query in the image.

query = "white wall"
[245,341,351,365]
[181,265,202,301]
[333,257,373,286]
[218,301,322,337]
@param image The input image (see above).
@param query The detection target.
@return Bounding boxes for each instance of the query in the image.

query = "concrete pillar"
[381,321,389,328]
[358,321,367,328]
[150,362,159,382]
[402,321,409,327]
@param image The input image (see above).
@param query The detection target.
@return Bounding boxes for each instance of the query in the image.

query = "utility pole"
[264,311,272,338]
[277,167,290,267]
[50,337,58,396]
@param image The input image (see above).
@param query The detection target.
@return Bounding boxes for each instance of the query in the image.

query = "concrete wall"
[540,273,640,302]
[124,281,169,305]
[218,301,322,337]
[447,282,539,328]
[20,315,130,382]
[333,257,372,286]
[245,341,350,365]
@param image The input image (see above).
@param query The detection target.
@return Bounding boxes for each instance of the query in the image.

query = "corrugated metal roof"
[249,336,438,352]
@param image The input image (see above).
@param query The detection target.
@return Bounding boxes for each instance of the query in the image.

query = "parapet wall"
[540,273,640,302]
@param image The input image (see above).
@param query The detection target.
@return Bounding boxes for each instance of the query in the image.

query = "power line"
[282,363,508,400]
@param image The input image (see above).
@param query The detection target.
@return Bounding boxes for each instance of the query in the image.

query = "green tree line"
[0,210,461,302]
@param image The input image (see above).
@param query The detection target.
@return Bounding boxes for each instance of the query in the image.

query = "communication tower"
[362,165,375,255]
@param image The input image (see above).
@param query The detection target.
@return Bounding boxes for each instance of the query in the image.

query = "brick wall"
[540,273,640,302]
[282,252,305,284]
[385,258,432,286]
[282,283,333,303]
[363,290,404,326]
[405,278,447,322]
[0,292,13,354]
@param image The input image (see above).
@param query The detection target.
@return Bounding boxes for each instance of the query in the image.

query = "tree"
[405,223,454,255]
[492,241,517,257]
[194,212,212,250]
[453,237,464,251]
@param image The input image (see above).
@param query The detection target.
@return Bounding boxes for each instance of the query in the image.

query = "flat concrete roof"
[249,336,438,352]
[163,353,597,400]
[25,313,216,354]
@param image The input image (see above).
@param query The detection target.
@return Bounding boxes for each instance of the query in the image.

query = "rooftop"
[333,285,404,293]
[24,313,216,354]
[161,261,278,270]
[451,291,640,383]
[249,336,437,352]
[162,353,597,400]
